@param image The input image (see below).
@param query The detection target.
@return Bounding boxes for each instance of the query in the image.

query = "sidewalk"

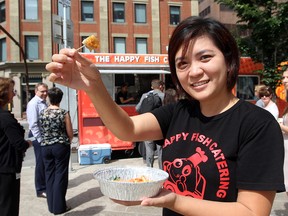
[20,156,163,216]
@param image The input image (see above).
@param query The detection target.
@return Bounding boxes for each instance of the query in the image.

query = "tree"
[214,0,288,90]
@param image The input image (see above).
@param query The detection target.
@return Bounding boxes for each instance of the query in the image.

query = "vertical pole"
[63,5,67,48]
[62,5,69,113]
[62,2,73,172]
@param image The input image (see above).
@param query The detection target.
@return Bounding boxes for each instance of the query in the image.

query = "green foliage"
[256,68,282,89]
[214,0,288,90]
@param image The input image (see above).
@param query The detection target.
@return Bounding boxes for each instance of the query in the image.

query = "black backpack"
[138,92,162,114]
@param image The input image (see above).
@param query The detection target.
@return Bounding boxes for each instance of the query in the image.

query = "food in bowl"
[112,175,150,183]
[93,166,169,201]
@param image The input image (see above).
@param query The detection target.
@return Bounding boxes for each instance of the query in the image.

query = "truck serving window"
[237,75,259,100]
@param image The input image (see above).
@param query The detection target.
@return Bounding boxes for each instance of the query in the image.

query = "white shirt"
[264,102,279,120]
[26,95,47,142]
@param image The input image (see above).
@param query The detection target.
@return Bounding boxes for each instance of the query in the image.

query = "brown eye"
[200,55,212,61]
[176,61,189,71]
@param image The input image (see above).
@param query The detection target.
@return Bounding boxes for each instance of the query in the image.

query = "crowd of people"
[0,15,287,216]
[0,81,73,215]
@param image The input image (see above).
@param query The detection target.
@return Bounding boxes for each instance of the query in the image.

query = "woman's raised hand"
[45,48,101,92]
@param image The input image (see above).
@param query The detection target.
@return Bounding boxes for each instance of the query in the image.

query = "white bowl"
[93,166,168,201]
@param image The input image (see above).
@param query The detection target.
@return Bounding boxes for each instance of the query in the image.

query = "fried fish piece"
[82,35,100,51]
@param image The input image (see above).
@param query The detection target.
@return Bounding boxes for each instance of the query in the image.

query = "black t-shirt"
[116,91,127,104]
[152,99,285,216]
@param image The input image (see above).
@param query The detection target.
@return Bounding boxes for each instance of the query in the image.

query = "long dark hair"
[168,16,240,99]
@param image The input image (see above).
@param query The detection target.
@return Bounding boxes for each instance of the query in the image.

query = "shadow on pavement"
[64,206,105,216]
[67,187,104,209]
[273,202,288,216]
[68,173,94,189]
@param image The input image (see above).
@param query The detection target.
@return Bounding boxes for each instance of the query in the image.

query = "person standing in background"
[254,84,266,107]
[163,88,178,105]
[115,82,135,104]
[278,62,288,196]
[152,88,179,170]
[26,83,48,198]
[39,87,73,214]
[0,77,32,216]
[136,79,165,169]
[258,86,279,120]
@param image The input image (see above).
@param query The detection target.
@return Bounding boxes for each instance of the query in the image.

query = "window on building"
[0,2,5,22]
[114,37,126,53]
[113,2,125,23]
[81,1,94,21]
[25,36,39,60]
[135,4,146,23]
[170,6,180,25]
[136,38,147,54]
[24,0,38,20]
[0,38,6,61]
[199,6,211,17]
[220,4,233,11]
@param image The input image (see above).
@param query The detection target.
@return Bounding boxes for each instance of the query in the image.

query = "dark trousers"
[41,143,70,214]
[0,173,20,216]
[29,131,46,195]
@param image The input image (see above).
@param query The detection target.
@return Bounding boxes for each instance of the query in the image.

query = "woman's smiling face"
[175,36,228,102]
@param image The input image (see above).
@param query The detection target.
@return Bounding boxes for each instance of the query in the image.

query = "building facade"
[199,0,238,25]
[0,0,198,118]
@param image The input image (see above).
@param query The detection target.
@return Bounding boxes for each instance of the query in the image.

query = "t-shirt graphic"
[163,147,208,199]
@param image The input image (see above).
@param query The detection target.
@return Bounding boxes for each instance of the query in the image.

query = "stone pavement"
[20,156,162,216]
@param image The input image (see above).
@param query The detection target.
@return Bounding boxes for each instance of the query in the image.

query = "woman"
[278,62,288,196]
[0,77,32,216]
[39,87,73,215]
[254,84,266,107]
[258,86,279,119]
[163,88,178,105]
[115,82,134,104]
[45,16,284,216]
